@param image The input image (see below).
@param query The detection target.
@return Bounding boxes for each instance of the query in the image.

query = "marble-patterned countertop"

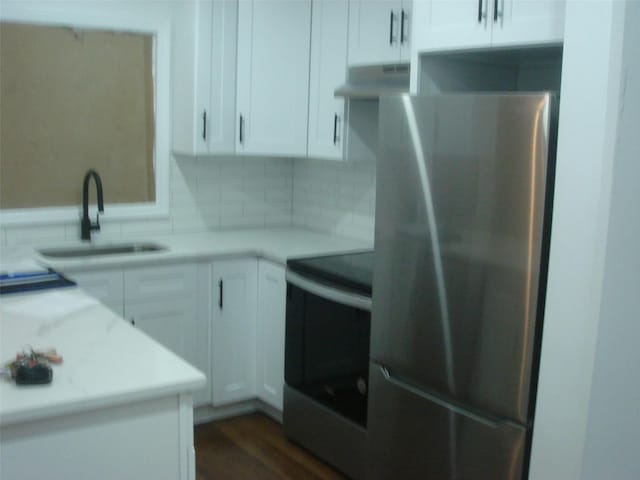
[3,227,372,273]
[0,228,372,427]
[0,287,206,427]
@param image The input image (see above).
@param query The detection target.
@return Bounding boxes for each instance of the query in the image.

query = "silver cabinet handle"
[239,115,244,144]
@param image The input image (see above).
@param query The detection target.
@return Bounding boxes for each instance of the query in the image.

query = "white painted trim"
[178,394,195,480]
[0,2,171,226]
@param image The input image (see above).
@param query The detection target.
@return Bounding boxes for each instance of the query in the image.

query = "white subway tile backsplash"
[220,215,265,229]
[1,154,375,245]
[120,219,174,236]
[292,158,376,243]
[4,224,67,246]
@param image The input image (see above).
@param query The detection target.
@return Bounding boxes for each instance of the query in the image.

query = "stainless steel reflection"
[372,93,550,422]
[39,242,166,258]
[367,364,526,480]
[285,270,372,311]
[368,93,555,480]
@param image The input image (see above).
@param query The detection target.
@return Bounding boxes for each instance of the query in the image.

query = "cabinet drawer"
[124,264,197,302]
[67,269,124,306]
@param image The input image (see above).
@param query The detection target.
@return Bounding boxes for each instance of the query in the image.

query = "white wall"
[580,2,640,478]
[529,1,629,479]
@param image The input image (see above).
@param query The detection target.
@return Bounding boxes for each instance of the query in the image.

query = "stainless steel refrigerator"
[368,93,557,480]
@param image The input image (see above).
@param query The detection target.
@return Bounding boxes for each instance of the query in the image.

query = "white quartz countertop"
[17,227,372,272]
[0,228,371,427]
[0,287,206,427]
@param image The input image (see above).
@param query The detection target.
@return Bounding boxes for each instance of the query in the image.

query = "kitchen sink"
[38,242,167,259]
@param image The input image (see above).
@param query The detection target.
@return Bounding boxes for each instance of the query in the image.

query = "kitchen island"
[0,286,205,480]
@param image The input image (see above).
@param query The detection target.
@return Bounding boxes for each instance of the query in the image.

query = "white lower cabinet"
[123,263,210,407]
[69,263,210,407]
[256,260,286,411]
[63,256,288,415]
[124,299,201,392]
[65,269,124,317]
[211,258,258,406]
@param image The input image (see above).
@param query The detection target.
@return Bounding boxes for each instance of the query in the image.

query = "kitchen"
[0,1,639,479]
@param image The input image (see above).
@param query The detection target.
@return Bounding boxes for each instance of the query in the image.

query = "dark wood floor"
[195,413,347,480]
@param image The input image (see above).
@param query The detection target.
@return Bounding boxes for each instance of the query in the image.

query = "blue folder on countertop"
[0,269,76,295]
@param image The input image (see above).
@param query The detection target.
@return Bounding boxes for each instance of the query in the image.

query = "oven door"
[284,270,371,427]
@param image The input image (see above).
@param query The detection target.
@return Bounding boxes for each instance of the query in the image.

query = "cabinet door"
[124,300,197,362]
[207,0,238,153]
[399,0,412,63]
[412,0,492,53]
[124,264,198,302]
[211,259,258,406]
[66,269,124,316]
[236,0,311,156]
[172,0,237,155]
[256,260,286,411]
[124,300,207,405]
[490,0,565,47]
[348,0,402,66]
[307,0,348,160]
[124,263,209,406]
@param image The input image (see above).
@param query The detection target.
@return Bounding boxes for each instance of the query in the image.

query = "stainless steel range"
[283,251,373,479]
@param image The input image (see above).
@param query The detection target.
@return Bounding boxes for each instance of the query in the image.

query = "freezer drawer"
[367,363,527,480]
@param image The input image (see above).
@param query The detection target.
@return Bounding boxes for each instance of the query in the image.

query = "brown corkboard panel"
[0,22,155,209]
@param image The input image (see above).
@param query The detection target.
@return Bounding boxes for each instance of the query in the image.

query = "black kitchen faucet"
[80,169,104,241]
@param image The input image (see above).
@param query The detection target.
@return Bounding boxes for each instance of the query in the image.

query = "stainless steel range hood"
[335,64,410,99]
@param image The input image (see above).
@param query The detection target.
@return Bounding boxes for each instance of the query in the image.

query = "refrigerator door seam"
[379,365,526,430]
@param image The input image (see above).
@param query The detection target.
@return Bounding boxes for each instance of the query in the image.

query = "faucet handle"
[92,212,101,232]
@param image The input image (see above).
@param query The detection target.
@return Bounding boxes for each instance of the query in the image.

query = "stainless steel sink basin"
[38,242,167,259]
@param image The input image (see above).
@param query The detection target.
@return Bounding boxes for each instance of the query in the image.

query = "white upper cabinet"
[172,0,237,155]
[490,0,566,47]
[413,0,492,51]
[413,0,564,53]
[348,0,412,66]
[307,0,349,160]
[236,0,312,157]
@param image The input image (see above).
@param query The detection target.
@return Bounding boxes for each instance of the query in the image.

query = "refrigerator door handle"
[379,366,519,429]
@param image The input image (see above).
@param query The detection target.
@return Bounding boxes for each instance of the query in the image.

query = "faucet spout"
[81,170,104,241]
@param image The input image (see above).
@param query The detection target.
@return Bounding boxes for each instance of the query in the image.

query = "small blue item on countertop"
[0,269,76,295]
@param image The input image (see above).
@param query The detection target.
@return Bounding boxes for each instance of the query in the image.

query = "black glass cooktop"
[287,251,374,296]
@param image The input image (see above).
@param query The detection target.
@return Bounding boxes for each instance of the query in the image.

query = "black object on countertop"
[15,363,53,385]
[287,250,374,296]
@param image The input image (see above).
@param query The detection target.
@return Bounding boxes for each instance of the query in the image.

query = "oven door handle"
[286,270,372,312]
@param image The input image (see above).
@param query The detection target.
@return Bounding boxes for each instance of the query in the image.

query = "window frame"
[0,2,170,226]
